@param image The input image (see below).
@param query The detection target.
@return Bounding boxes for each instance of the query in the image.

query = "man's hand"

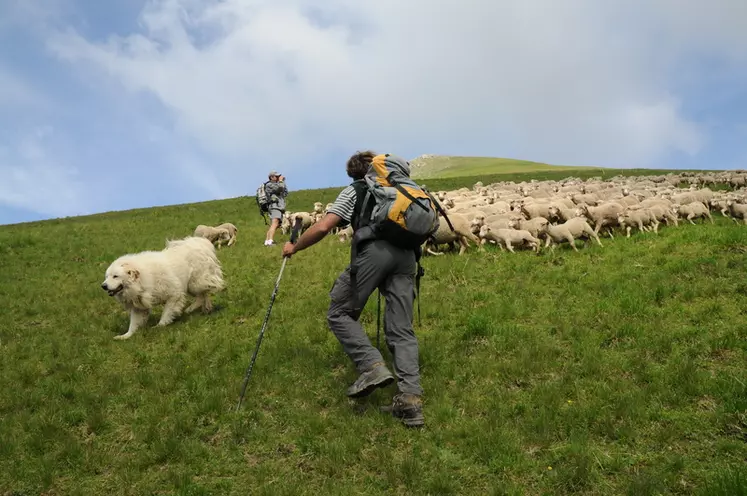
[282,242,295,258]
[278,175,285,182]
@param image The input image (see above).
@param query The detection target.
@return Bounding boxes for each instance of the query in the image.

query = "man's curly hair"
[346,150,376,180]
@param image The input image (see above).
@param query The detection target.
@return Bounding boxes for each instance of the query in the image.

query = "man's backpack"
[350,153,443,249]
[255,181,270,224]
[347,153,453,318]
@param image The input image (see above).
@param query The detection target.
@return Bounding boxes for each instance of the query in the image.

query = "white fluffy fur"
[101,236,225,340]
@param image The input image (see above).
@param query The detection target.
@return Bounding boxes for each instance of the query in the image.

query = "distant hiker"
[263,171,288,246]
[282,150,442,428]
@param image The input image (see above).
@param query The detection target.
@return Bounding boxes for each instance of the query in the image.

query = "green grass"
[410,155,596,179]
[408,155,723,182]
[1,170,746,495]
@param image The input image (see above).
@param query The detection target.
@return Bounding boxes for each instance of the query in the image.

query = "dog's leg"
[201,293,214,313]
[185,294,206,314]
[114,308,149,340]
[157,295,186,326]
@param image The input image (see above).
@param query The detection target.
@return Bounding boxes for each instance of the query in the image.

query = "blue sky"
[1,0,746,226]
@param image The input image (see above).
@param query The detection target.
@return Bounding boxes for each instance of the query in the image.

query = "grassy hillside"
[409,155,605,179]
[407,155,719,182]
[1,170,746,495]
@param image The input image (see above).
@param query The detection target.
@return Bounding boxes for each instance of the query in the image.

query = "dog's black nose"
[101,283,107,290]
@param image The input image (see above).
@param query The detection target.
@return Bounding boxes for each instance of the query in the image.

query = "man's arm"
[283,212,342,257]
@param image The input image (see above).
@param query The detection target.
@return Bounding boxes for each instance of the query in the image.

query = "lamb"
[507,217,550,239]
[577,202,626,238]
[540,217,603,252]
[193,224,232,248]
[337,225,354,242]
[617,209,659,237]
[424,213,480,256]
[547,205,580,224]
[726,200,747,225]
[478,225,541,253]
[215,223,238,247]
[672,201,714,225]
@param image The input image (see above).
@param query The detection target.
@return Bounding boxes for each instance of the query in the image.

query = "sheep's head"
[478,224,491,238]
[548,205,559,218]
[470,217,484,234]
[507,218,519,230]
[313,202,324,213]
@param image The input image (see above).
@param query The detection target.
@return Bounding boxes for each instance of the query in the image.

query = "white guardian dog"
[101,236,226,340]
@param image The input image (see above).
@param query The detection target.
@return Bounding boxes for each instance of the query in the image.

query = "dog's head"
[101,260,139,296]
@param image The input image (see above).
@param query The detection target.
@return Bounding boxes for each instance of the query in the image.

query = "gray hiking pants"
[327,239,423,396]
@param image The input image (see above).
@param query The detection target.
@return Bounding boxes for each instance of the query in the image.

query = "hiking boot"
[346,362,395,398]
[380,393,425,428]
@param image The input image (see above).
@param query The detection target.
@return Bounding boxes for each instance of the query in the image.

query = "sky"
[1,0,746,226]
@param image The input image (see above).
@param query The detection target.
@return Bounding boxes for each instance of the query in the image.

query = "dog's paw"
[113,334,131,340]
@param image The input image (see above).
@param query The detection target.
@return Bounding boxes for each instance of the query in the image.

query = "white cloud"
[0,126,91,219]
[45,0,747,176]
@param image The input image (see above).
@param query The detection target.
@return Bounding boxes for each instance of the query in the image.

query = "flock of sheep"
[272,170,747,256]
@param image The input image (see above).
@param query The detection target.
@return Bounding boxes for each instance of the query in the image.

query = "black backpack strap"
[348,180,375,314]
[387,174,429,212]
[423,187,454,232]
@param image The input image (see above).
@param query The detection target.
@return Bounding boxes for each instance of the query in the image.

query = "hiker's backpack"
[255,181,271,224]
[350,153,443,250]
[348,153,454,318]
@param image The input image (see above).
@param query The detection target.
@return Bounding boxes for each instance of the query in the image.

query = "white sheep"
[424,213,480,256]
[540,217,603,252]
[617,209,659,237]
[193,224,231,248]
[507,217,550,239]
[672,201,714,225]
[215,222,238,247]
[726,200,747,225]
[478,225,541,253]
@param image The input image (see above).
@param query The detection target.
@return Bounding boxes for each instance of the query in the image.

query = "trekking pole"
[376,290,381,350]
[235,217,303,411]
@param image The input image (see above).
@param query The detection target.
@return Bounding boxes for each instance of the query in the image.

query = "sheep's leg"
[687,213,696,225]
[458,236,469,255]
[626,225,632,238]
[652,220,659,234]
[743,216,747,226]
[587,229,603,247]
[566,234,579,252]
[505,240,515,253]
[707,212,714,224]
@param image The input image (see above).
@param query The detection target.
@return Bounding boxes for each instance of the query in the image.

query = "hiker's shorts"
[269,208,283,220]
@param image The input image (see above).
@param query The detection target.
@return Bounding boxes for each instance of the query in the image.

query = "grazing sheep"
[215,223,238,247]
[540,217,603,252]
[193,224,232,248]
[478,225,541,253]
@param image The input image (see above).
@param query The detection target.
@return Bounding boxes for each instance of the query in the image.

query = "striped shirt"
[328,185,357,224]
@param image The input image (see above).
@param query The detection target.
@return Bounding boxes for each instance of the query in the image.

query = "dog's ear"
[121,262,140,280]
